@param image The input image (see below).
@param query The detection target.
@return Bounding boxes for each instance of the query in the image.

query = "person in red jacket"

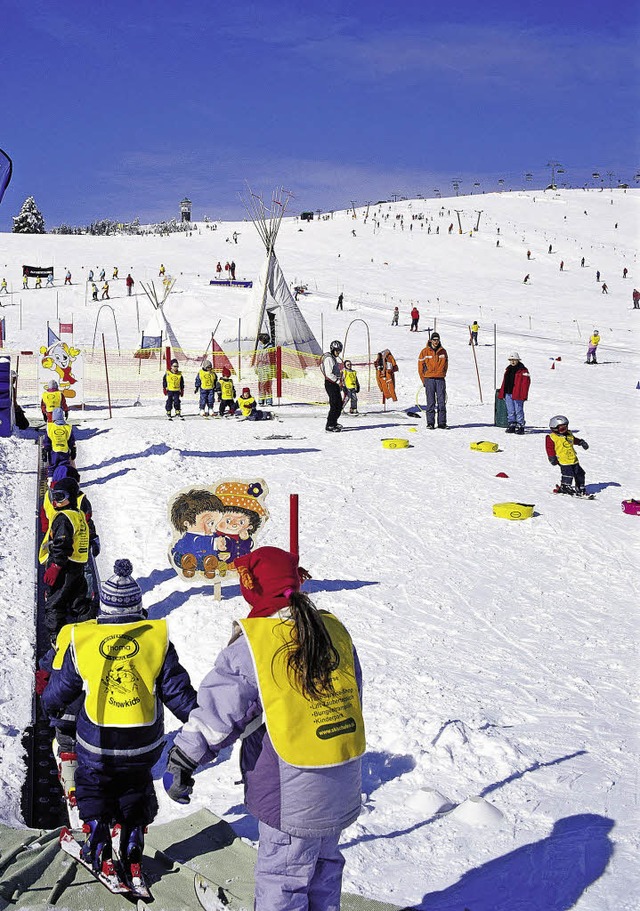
[410,306,420,331]
[498,352,531,434]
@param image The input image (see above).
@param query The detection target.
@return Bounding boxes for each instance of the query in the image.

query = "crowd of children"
[163,358,274,421]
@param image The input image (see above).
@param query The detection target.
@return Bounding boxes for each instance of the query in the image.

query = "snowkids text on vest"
[163,546,365,909]
[42,559,197,891]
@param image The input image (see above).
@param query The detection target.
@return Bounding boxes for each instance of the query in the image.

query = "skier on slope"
[42,560,197,890]
[194,359,217,416]
[321,340,344,432]
[546,416,590,497]
[163,358,184,418]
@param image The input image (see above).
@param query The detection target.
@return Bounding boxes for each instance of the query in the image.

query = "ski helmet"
[549,415,569,431]
[330,340,343,353]
[47,379,59,391]
[202,360,212,370]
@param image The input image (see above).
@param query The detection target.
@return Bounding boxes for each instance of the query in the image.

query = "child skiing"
[43,407,77,473]
[342,360,360,414]
[163,358,184,418]
[163,546,365,910]
[546,415,591,497]
[41,380,69,423]
[586,330,600,364]
[42,560,197,896]
[237,386,273,420]
[194,359,217,416]
[218,366,237,416]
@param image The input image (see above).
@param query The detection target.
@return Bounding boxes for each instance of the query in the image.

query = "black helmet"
[51,477,79,505]
[330,340,343,353]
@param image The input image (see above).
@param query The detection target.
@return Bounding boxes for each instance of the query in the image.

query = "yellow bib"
[39,506,89,564]
[239,613,365,768]
[219,378,235,400]
[53,619,97,669]
[343,369,358,390]
[238,396,255,417]
[47,422,72,452]
[165,371,182,391]
[73,620,168,728]
[42,390,62,412]
[198,369,215,390]
[550,431,578,465]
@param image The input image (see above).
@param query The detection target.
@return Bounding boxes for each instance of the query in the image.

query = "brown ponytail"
[275,591,340,699]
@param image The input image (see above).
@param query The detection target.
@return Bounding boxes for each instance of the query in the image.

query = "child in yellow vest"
[163,359,184,417]
[164,546,364,910]
[218,367,238,416]
[194,359,217,416]
[41,380,69,422]
[43,407,76,473]
[342,360,360,414]
[237,386,274,421]
[545,414,590,496]
[586,330,600,364]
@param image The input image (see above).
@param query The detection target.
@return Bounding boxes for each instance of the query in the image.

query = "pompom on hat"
[235,546,301,618]
[100,559,143,615]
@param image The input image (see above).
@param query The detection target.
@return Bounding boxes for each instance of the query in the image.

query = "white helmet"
[202,360,212,370]
[549,415,569,431]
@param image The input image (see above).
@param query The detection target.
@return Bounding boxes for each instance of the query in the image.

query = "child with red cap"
[217,366,238,416]
[164,546,365,909]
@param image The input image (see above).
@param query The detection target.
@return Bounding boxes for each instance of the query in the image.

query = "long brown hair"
[276,591,340,699]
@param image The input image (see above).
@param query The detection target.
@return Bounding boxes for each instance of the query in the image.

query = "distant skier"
[410,306,420,331]
[159,263,166,277]
[633,289,640,309]
[101,281,109,299]
[559,261,564,271]
[623,267,628,279]
[596,270,600,282]
[523,274,530,284]
[230,260,236,280]
[601,282,608,294]
[64,270,72,285]
[0,277,8,295]
[586,330,600,364]
[336,292,344,311]
[527,250,531,260]
[548,244,553,254]
[581,257,585,267]
[215,261,222,279]
[342,360,360,414]
[126,273,134,296]
[112,266,119,280]
[22,274,28,289]
[91,282,98,301]
[469,321,479,345]
[391,306,399,326]
[546,415,590,496]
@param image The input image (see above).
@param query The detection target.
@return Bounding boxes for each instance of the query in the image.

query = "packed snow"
[0,189,638,910]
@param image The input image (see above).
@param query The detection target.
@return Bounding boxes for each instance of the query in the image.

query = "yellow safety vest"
[238,395,255,417]
[165,371,183,392]
[343,369,358,390]
[42,391,62,412]
[53,620,95,669]
[72,620,169,728]
[43,489,86,529]
[39,506,89,564]
[590,334,600,347]
[471,323,479,332]
[46,422,72,453]
[198,369,215,390]
[239,613,365,768]
[219,378,235,400]
[549,432,579,465]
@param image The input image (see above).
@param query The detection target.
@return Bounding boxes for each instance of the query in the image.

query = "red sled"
[621,499,640,515]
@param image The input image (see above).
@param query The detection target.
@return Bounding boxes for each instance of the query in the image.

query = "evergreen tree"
[12,196,46,234]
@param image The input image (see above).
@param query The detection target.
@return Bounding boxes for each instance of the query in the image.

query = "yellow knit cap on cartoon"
[214,481,267,516]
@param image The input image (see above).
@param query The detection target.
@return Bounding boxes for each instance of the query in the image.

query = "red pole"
[276,346,282,400]
[102,333,113,419]
[165,345,171,371]
[289,493,299,556]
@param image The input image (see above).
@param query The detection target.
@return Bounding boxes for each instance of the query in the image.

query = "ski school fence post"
[469,325,483,403]
[101,333,112,419]
[290,494,299,556]
[276,346,283,401]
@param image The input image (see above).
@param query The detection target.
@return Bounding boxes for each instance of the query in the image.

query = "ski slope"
[0,189,638,910]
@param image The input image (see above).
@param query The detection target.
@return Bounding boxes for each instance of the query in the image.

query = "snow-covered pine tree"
[12,196,46,234]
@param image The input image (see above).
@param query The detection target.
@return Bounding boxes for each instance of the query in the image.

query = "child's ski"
[53,740,82,829]
[111,823,153,901]
[59,828,130,895]
[553,485,596,499]
[194,872,231,909]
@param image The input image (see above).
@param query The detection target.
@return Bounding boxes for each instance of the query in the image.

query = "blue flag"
[0,150,12,205]
[141,333,162,349]
[48,326,61,347]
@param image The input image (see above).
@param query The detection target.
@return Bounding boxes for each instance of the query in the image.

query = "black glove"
[580,440,589,450]
[91,535,101,557]
[163,745,197,804]
[549,456,559,466]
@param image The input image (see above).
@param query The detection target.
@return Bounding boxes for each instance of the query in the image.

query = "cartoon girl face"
[215,511,252,536]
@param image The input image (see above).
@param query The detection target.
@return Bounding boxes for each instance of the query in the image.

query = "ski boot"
[514,425,525,435]
[505,424,516,434]
[53,738,80,824]
[81,819,113,873]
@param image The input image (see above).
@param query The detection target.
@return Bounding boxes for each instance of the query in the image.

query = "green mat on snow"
[0,809,405,911]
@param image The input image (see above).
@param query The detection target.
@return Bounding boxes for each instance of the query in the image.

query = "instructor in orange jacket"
[418,332,448,428]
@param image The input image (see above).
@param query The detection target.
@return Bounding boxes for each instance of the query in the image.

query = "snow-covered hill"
[0,189,638,909]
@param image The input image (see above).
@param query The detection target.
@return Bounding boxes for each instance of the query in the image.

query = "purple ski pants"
[254,820,345,910]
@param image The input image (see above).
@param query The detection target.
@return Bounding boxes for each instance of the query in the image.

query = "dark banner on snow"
[23,265,54,278]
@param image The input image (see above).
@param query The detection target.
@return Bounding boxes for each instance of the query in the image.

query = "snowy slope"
[0,189,638,910]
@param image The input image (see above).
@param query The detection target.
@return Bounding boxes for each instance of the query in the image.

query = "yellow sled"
[382,438,409,450]
[470,441,499,453]
[493,502,534,520]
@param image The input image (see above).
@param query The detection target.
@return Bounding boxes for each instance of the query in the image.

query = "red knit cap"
[235,546,301,618]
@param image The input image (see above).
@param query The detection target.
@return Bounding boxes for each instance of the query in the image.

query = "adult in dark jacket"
[42,559,197,882]
[321,340,344,432]
[40,477,92,640]
[497,352,531,434]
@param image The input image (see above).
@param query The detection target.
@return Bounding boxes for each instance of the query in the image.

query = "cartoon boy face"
[185,510,222,534]
[215,512,252,536]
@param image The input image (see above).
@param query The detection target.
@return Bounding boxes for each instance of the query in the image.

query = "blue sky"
[1,0,637,229]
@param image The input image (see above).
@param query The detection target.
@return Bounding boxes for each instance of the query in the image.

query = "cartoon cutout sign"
[40,339,81,398]
[168,479,269,581]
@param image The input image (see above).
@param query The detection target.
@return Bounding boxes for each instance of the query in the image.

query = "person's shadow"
[412,814,613,911]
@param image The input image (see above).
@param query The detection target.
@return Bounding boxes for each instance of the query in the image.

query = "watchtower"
[180,197,192,223]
